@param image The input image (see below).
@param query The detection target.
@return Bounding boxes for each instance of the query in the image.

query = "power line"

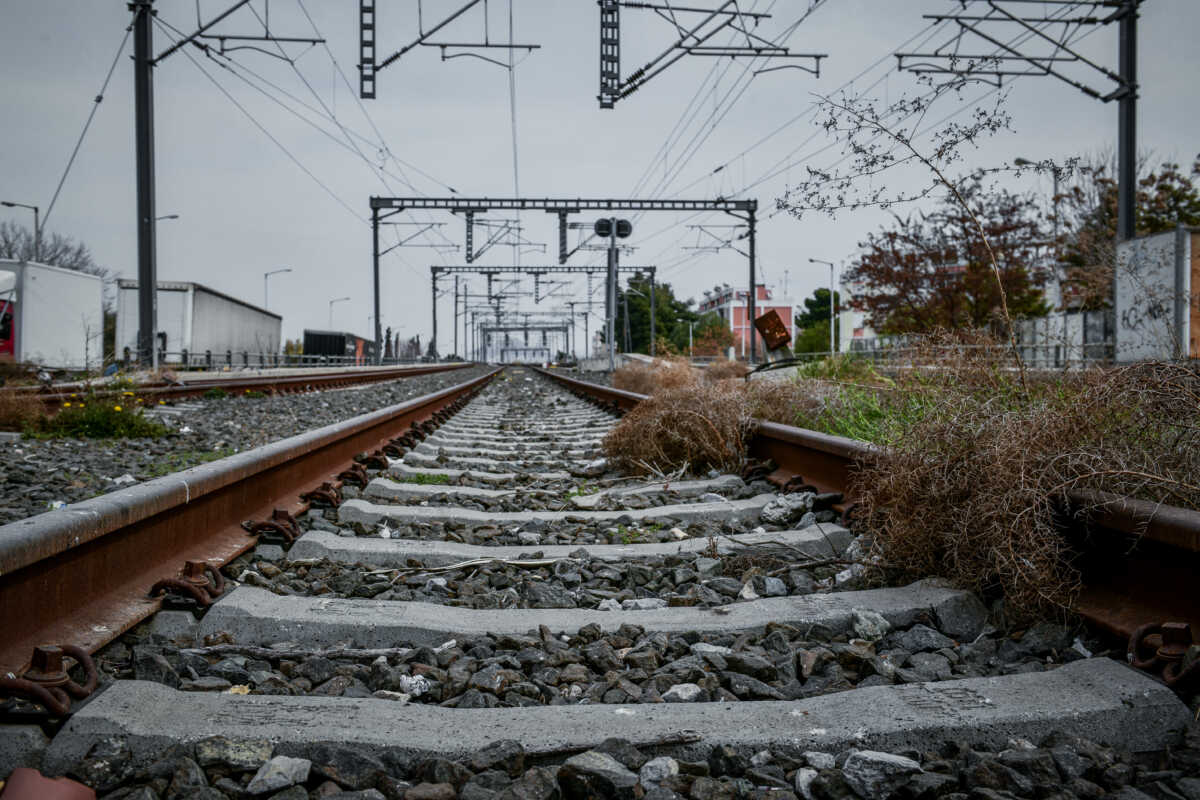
[42,23,134,229]
[645,1,1095,282]
[154,17,365,224]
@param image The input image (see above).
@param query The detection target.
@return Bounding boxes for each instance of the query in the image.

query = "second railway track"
[0,367,1196,798]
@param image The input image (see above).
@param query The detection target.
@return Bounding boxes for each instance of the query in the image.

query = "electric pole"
[131,0,157,367]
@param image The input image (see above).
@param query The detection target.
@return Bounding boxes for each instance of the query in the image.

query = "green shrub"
[30,398,169,439]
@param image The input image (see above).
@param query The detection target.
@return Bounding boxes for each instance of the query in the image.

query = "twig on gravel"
[525,730,703,759]
[181,644,415,661]
[386,556,565,579]
[717,531,849,566]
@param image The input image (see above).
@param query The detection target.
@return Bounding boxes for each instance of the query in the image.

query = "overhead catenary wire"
[645,0,1098,284]
[239,3,451,264]
[152,17,365,225]
[42,23,135,229]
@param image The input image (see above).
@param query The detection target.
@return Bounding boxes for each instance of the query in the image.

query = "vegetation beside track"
[603,336,1200,620]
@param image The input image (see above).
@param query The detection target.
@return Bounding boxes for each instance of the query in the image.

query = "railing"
[843,340,1114,369]
[120,349,432,371]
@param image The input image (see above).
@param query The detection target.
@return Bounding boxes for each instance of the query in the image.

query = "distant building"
[697,283,797,357]
[116,280,281,363]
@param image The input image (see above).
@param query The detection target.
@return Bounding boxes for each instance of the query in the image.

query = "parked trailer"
[0,260,104,368]
[302,329,376,365]
[115,280,282,364]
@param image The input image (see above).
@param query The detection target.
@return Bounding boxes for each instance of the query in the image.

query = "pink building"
[697,283,797,358]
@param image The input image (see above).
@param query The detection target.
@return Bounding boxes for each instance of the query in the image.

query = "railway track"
[537,370,1200,644]
[2,362,475,413]
[0,367,1195,798]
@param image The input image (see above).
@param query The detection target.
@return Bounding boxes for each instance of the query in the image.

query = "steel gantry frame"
[370,196,761,363]
[430,265,658,363]
[479,322,569,364]
[894,0,1140,241]
[597,1,826,109]
[358,0,541,99]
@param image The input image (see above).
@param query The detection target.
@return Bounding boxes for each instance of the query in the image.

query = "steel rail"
[3,363,476,412]
[535,368,1200,638]
[0,368,500,678]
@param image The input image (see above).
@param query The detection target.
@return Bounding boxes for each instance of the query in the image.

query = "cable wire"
[42,22,134,228]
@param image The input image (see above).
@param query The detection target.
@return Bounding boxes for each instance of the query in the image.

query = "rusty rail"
[536,368,1200,639]
[2,362,476,412]
[0,368,500,678]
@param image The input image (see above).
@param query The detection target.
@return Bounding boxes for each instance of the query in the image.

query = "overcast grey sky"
[2,1,1197,352]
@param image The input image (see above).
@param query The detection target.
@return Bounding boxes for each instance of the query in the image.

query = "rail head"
[0,367,501,579]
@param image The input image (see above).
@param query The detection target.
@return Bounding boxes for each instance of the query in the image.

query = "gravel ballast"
[0,366,491,524]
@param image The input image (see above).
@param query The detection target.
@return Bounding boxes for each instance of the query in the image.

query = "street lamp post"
[808,258,837,356]
[329,296,350,328]
[1,201,40,262]
[1015,157,1066,366]
[264,267,292,310]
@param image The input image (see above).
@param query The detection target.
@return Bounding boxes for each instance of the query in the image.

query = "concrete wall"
[1,260,103,368]
[1115,227,1195,362]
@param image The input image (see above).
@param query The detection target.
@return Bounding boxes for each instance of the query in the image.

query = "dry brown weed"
[855,355,1200,620]
[703,360,750,382]
[603,381,753,475]
[611,358,697,395]
[0,389,45,431]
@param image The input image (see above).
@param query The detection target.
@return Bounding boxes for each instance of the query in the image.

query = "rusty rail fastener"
[246,508,302,544]
[1128,622,1200,689]
[0,644,99,716]
[382,440,406,458]
[301,481,342,508]
[361,450,390,470]
[149,560,226,607]
[741,460,774,483]
[781,475,818,495]
[338,463,371,487]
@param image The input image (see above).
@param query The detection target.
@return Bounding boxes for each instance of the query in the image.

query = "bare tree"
[776,77,1071,393]
[0,221,111,281]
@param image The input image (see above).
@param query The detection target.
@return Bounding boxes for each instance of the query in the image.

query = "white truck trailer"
[115,281,282,365]
[0,259,104,369]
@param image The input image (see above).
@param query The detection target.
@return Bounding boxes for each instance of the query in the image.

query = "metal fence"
[120,348,427,371]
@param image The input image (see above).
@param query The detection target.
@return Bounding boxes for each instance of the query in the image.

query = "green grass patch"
[29,399,170,440]
[399,472,451,485]
[203,387,230,400]
[140,448,237,479]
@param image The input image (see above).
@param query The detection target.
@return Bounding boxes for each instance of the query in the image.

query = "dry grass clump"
[603,380,753,475]
[703,359,750,382]
[611,358,697,395]
[854,340,1200,620]
[741,378,823,426]
[0,389,45,431]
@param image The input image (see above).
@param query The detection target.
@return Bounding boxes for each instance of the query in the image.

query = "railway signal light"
[594,218,632,238]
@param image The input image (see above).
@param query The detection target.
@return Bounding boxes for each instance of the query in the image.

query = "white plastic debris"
[395,674,431,697]
[46,500,67,511]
